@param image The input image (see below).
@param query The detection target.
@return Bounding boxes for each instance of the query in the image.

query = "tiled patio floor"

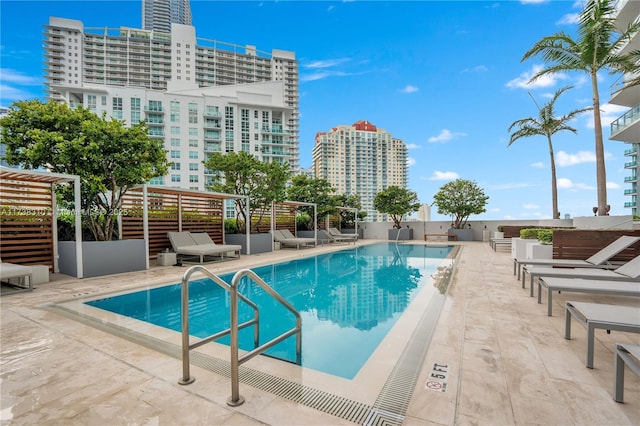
[1,241,638,425]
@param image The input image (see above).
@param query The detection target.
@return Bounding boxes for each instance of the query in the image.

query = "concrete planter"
[388,228,413,241]
[526,242,553,259]
[449,228,474,241]
[511,237,532,260]
[494,231,504,239]
[226,233,273,255]
[58,239,147,278]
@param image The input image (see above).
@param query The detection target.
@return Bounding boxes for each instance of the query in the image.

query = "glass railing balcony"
[611,104,640,135]
[144,105,164,113]
[610,71,640,96]
[625,176,637,182]
[624,201,637,208]
[624,147,638,156]
[624,188,637,195]
[625,161,638,168]
[203,109,221,117]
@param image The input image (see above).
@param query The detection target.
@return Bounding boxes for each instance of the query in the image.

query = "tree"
[204,151,290,233]
[432,179,489,229]
[373,186,420,229]
[508,86,590,219]
[521,0,640,215]
[286,175,337,229]
[333,193,364,228]
[0,100,169,241]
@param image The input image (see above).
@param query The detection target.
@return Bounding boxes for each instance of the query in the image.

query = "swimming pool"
[85,243,455,379]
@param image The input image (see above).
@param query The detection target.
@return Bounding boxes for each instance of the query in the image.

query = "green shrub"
[538,229,553,244]
[497,225,504,232]
[224,218,239,234]
[520,228,541,239]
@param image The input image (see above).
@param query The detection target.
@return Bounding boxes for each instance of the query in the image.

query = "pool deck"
[1,240,639,425]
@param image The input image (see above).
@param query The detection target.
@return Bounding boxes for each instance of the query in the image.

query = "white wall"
[359,215,635,241]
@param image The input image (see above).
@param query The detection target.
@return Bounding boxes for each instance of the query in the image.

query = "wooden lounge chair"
[514,235,639,280]
[167,231,241,263]
[565,301,640,368]
[537,277,640,316]
[273,229,316,249]
[522,255,640,297]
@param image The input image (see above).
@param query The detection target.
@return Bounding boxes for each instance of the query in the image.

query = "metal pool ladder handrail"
[177,265,302,408]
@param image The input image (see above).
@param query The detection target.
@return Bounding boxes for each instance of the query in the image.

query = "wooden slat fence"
[121,188,224,258]
[0,179,54,269]
[552,229,640,262]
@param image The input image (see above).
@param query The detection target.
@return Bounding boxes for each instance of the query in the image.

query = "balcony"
[624,146,638,156]
[624,176,637,183]
[610,104,640,142]
[624,160,638,168]
[624,188,637,195]
[624,201,637,208]
[610,72,640,107]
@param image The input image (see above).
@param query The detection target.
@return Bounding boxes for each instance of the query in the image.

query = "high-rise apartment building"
[312,120,408,223]
[143,0,192,33]
[43,17,300,179]
[609,0,639,216]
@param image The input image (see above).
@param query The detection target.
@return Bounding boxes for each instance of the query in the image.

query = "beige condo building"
[312,120,408,223]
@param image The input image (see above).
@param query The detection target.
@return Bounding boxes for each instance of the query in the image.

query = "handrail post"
[227,278,245,406]
[178,275,195,385]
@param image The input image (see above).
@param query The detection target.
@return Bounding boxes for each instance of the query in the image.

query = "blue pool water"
[86,243,453,379]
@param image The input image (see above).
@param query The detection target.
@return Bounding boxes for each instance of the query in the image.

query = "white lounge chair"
[273,229,316,249]
[523,255,640,297]
[613,343,640,402]
[514,235,639,280]
[0,259,33,290]
[538,277,640,316]
[565,301,640,368]
[324,228,356,245]
[328,227,358,241]
[167,231,241,263]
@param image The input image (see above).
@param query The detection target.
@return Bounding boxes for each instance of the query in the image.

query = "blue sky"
[0,0,632,221]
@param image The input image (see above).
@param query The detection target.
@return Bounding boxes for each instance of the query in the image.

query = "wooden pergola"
[0,166,82,276]
[122,185,249,260]
[270,200,317,251]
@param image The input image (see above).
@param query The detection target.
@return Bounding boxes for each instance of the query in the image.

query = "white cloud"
[506,64,567,89]
[303,58,350,69]
[399,84,419,94]
[557,178,595,190]
[428,170,460,181]
[407,157,416,166]
[523,203,539,209]
[300,70,354,82]
[405,143,419,149]
[0,84,38,103]
[531,162,544,168]
[607,181,620,189]
[1,69,40,85]
[557,13,580,25]
[461,65,488,73]
[427,129,467,143]
[556,150,596,166]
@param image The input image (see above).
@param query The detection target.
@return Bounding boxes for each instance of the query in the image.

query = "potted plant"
[0,100,170,277]
[495,225,505,239]
[432,179,489,241]
[373,186,421,240]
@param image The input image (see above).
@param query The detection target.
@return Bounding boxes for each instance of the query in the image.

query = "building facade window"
[112,97,123,119]
[170,101,180,122]
[131,97,141,123]
[188,103,198,124]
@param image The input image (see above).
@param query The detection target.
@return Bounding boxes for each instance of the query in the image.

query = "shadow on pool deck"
[1,240,638,425]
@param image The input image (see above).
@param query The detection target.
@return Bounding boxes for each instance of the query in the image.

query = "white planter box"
[511,238,530,260]
[526,242,553,260]
[494,231,504,239]
[157,252,177,266]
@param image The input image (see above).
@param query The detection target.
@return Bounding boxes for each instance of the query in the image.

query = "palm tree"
[521,0,640,215]
[508,86,590,219]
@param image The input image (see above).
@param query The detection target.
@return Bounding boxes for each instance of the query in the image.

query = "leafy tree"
[373,186,420,229]
[286,174,337,229]
[204,151,290,233]
[521,0,640,215]
[0,100,169,241]
[432,179,488,229]
[508,86,590,219]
